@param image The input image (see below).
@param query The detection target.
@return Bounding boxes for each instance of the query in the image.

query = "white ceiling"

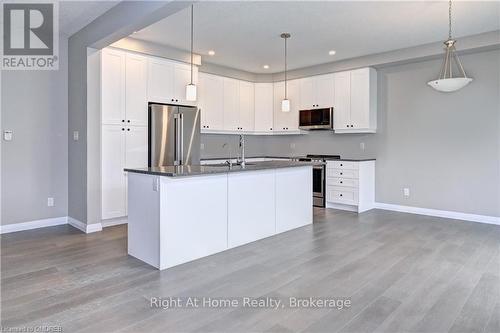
[59,1,120,37]
[132,1,500,73]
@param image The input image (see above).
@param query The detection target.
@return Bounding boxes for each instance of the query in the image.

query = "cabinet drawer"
[326,168,359,179]
[327,177,359,188]
[327,161,358,170]
[326,186,358,204]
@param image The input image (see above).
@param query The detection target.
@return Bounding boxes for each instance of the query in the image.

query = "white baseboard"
[0,216,104,235]
[326,202,358,212]
[0,216,67,234]
[101,217,128,228]
[374,202,500,226]
[68,217,102,233]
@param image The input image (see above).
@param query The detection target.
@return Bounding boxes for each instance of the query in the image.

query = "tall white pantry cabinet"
[101,48,148,220]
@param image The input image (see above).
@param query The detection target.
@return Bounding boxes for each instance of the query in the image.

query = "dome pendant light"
[185,5,197,101]
[281,33,291,112]
[428,0,473,92]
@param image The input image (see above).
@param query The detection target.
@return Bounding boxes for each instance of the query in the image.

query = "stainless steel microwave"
[299,107,333,130]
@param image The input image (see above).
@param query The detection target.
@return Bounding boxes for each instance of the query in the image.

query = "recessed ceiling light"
[263,65,270,69]
[208,50,215,56]
[328,50,336,56]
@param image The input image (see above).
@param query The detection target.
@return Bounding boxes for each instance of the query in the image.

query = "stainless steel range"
[296,154,341,207]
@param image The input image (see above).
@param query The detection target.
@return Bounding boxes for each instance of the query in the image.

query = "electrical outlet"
[360,142,365,151]
[200,143,205,150]
[3,130,13,141]
[290,143,296,149]
[403,188,410,197]
[47,197,54,207]
[73,131,79,141]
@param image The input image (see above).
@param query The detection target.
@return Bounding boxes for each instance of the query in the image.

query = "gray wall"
[202,49,500,217]
[1,36,69,225]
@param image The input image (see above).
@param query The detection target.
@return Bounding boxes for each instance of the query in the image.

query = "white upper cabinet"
[198,72,224,131]
[147,57,198,105]
[147,57,174,104]
[254,83,274,133]
[223,78,240,131]
[273,80,300,132]
[299,78,315,110]
[173,63,198,106]
[125,53,148,126]
[101,48,126,125]
[334,68,377,133]
[238,81,255,132]
[333,71,351,130]
[299,74,334,110]
[315,74,335,108]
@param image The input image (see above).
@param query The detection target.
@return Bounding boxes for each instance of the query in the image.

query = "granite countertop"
[125,161,316,177]
[201,156,376,162]
[336,158,376,162]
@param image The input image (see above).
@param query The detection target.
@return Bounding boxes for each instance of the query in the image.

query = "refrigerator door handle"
[173,114,181,166]
[179,114,184,165]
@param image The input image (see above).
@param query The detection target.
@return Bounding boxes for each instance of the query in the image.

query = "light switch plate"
[73,131,79,141]
[47,197,54,207]
[360,142,365,151]
[403,188,410,197]
[3,130,13,141]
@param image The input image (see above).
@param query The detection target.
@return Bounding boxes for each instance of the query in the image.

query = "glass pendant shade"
[281,99,290,112]
[427,77,472,92]
[186,83,197,101]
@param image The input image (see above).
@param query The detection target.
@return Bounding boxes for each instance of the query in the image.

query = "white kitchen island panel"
[160,174,228,269]
[126,163,313,270]
[276,167,313,233]
[228,170,276,248]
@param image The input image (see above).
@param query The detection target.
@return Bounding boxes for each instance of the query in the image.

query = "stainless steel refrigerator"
[148,103,201,166]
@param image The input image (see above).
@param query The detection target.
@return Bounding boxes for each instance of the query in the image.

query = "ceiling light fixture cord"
[190,4,194,85]
[284,35,287,99]
[448,0,452,40]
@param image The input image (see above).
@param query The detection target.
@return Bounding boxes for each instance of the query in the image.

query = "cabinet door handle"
[127,120,130,123]
[121,120,125,123]
[122,128,125,131]
[127,128,130,131]
[340,181,343,184]
[340,194,343,197]
[340,172,343,175]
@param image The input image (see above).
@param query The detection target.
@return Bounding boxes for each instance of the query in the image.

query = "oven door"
[299,108,333,130]
[312,165,325,207]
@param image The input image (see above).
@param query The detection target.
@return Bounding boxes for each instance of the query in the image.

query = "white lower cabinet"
[326,160,375,213]
[276,167,313,232]
[228,171,276,248]
[102,124,148,220]
[102,125,127,219]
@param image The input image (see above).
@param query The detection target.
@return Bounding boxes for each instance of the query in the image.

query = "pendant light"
[428,0,473,92]
[281,33,291,112]
[185,5,197,101]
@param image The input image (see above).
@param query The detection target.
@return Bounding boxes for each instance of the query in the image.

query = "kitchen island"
[125,161,313,270]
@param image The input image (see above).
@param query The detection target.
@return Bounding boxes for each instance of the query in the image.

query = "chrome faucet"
[222,143,233,168]
[238,134,245,167]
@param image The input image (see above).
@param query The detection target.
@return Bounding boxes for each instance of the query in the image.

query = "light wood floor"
[1,208,499,333]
